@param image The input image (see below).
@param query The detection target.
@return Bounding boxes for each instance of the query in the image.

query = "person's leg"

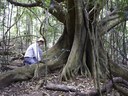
[24,57,37,65]
[23,57,31,65]
[29,57,38,64]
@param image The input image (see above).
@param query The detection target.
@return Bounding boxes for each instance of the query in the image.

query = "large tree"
[0,0,128,89]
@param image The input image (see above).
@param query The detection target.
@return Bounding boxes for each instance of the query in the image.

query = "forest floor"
[0,70,95,96]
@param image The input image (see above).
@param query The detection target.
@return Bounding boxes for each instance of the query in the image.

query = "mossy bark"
[0,55,66,89]
[1,0,128,89]
[0,65,35,89]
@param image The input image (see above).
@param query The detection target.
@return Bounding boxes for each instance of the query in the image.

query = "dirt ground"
[0,71,95,96]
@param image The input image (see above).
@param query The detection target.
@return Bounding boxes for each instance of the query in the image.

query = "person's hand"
[39,60,45,64]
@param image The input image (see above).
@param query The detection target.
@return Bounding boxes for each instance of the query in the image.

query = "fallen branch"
[76,77,128,96]
[115,85,128,96]
[45,83,78,92]
[7,0,41,7]
[45,77,128,96]
[0,52,127,91]
[109,60,128,81]
[0,58,64,89]
[0,65,36,89]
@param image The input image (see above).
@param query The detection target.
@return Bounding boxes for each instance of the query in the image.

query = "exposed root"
[61,61,92,81]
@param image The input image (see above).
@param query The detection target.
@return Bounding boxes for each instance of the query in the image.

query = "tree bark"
[45,83,77,92]
[76,77,128,96]
[0,34,70,88]
[45,77,128,96]
[61,0,90,80]
[0,61,62,89]
[0,65,35,89]
[109,60,128,81]
[4,0,128,91]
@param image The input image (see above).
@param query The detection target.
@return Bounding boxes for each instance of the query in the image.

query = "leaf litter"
[0,71,95,96]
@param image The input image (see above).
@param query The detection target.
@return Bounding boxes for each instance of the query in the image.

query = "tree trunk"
[2,0,128,89]
[61,0,105,80]
[0,55,66,89]
[61,0,128,81]
[0,25,72,88]
[0,65,35,89]
[61,0,92,80]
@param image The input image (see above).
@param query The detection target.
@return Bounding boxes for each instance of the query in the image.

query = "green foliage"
[45,0,51,6]
[0,0,63,49]
[0,0,4,9]
[35,0,42,3]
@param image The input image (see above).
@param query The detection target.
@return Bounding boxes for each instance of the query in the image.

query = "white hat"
[37,38,44,42]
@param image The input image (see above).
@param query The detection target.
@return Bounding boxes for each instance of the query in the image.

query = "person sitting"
[23,38,44,65]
